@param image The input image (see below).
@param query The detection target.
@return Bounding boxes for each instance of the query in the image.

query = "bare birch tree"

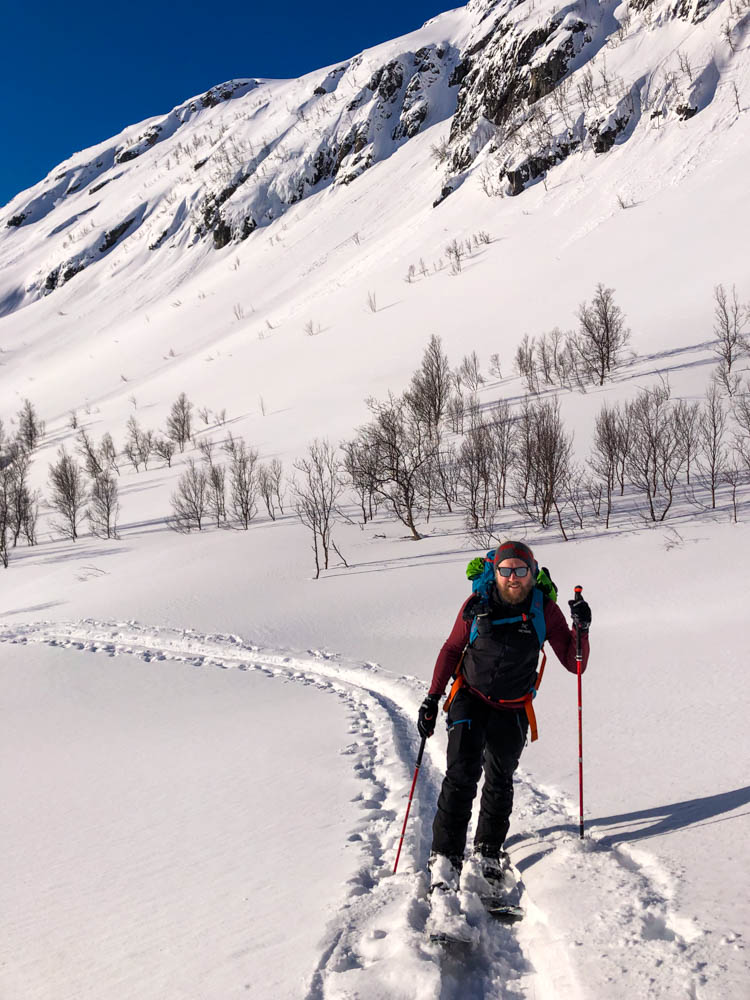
[713,284,749,397]
[48,448,87,540]
[166,392,194,452]
[88,473,120,538]
[223,436,259,529]
[576,284,630,385]
[170,459,208,531]
[291,440,348,579]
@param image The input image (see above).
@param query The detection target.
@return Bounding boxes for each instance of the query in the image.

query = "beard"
[496,575,535,605]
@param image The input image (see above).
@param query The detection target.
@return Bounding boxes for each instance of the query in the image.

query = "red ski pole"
[393,736,426,874]
[573,585,585,839]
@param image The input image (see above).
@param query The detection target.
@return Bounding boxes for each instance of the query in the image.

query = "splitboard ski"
[481,898,525,923]
[428,929,476,949]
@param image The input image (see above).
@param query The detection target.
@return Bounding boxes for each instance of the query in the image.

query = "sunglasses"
[496,565,530,578]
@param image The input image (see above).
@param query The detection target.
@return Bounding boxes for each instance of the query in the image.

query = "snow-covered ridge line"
[0,617,716,998]
[1,0,741,315]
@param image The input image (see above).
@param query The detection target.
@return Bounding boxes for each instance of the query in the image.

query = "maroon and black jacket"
[428,591,589,702]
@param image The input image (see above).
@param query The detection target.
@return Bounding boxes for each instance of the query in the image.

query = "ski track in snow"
[1,619,710,999]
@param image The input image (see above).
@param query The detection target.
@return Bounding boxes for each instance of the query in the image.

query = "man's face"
[495,558,535,605]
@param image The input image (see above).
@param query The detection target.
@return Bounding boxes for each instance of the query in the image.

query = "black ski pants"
[431,687,528,860]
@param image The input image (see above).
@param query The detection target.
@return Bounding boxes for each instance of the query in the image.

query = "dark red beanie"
[493,540,536,572]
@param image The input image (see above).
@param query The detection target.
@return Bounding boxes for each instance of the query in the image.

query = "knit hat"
[493,540,537,576]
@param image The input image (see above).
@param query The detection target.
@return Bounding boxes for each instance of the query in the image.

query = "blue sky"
[1,1,443,207]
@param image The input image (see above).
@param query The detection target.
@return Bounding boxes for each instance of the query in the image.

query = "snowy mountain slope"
[2,0,750,998]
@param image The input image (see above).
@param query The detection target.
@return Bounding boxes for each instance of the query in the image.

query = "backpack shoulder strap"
[530,587,546,647]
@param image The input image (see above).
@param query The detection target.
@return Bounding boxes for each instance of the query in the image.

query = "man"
[418,540,591,897]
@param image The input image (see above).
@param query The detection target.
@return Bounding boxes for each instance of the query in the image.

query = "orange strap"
[442,648,467,713]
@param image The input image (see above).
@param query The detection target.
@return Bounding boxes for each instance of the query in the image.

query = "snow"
[1,0,750,996]
[0,640,364,999]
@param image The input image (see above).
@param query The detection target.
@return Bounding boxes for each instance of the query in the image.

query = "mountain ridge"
[2,0,746,319]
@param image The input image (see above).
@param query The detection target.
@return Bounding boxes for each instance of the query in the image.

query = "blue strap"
[469,587,546,647]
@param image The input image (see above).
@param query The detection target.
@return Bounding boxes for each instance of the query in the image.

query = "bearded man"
[417,540,591,898]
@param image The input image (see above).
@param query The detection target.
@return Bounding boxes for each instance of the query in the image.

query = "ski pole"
[393,735,426,874]
[573,585,585,839]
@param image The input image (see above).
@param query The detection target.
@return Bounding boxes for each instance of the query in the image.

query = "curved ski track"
[1,619,709,1000]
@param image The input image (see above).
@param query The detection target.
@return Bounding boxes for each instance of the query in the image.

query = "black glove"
[418,694,440,738]
[568,596,592,632]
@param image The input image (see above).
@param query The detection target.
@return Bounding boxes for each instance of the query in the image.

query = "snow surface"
[1,0,750,996]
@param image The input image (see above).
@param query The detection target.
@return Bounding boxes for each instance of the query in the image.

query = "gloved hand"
[418,694,440,738]
[568,595,592,632]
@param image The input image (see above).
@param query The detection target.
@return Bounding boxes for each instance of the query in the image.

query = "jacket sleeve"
[428,598,472,697]
[544,599,589,675]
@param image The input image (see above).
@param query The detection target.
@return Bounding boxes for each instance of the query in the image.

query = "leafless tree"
[153,437,176,467]
[77,428,105,478]
[514,334,539,394]
[488,400,516,510]
[100,432,119,474]
[167,392,194,452]
[590,402,621,528]
[445,239,465,275]
[456,351,485,393]
[125,417,153,471]
[406,334,453,435]
[625,385,685,521]
[5,450,38,548]
[267,458,285,515]
[674,399,701,486]
[432,443,461,514]
[488,353,503,379]
[88,473,120,538]
[48,448,87,540]
[457,421,495,531]
[695,384,727,509]
[512,398,574,539]
[170,459,208,531]
[0,465,14,569]
[223,436,259,528]
[346,393,436,540]
[197,437,215,463]
[722,459,742,523]
[17,399,45,453]
[731,385,750,477]
[258,461,282,521]
[342,438,380,524]
[0,478,10,569]
[563,466,589,530]
[712,284,748,396]
[291,440,348,579]
[206,462,227,527]
[575,284,631,385]
[537,333,555,386]
[446,391,469,435]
